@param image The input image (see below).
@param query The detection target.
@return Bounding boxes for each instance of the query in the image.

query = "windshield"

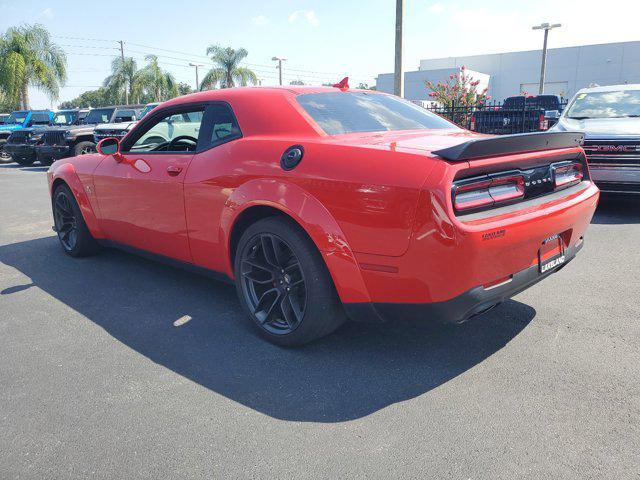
[565,90,640,119]
[53,111,78,125]
[297,92,457,135]
[139,104,158,119]
[84,108,115,124]
[7,111,28,124]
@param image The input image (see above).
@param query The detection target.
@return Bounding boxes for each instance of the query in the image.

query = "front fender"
[221,178,371,304]
[48,162,105,239]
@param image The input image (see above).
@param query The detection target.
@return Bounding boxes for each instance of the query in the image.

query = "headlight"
[63,131,74,138]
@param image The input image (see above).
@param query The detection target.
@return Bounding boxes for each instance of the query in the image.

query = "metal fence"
[425,99,568,134]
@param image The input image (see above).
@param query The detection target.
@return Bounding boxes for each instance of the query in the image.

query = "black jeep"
[35,106,141,165]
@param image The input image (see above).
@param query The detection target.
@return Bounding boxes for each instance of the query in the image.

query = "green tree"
[200,45,257,90]
[289,79,305,86]
[58,87,116,109]
[103,56,138,104]
[0,24,67,109]
[177,82,193,96]
[132,55,178,102]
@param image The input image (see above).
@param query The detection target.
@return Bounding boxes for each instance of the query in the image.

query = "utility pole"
[118,40,128,104]
[272,57,287,86]
[532,22,561,94]
[189,63,204,91]
[394,0,404,97]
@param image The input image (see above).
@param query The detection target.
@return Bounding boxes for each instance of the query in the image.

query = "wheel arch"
[222,179,371,304]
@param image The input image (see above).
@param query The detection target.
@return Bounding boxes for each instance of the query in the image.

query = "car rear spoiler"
[432,131,585,161]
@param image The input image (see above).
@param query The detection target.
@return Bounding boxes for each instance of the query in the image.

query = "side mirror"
[545,110,560,120]
[97,137,122,160]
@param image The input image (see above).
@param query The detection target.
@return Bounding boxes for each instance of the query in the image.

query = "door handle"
[167,165,183,176]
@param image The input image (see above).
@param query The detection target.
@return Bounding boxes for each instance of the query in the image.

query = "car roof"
[576,83,640,94]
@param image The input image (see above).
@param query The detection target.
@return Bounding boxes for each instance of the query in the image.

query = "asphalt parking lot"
[0,164,639,479]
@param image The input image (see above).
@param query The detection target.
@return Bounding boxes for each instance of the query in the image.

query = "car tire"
[14,156,35,166]
[39,157,54,166]
[73,141,96,156]
[0,140,11,163]
[52,184,100,257]
[234,216,346,346]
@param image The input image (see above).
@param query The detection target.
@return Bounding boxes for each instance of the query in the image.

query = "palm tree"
[132,55,179,102]
[103,56,138,104]
[0,24,67,109]
[200,45,257,90]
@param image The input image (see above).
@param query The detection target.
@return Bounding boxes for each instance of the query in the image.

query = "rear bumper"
[36,144,71,161]
[590,166,640,192]
[344,240,582,323]
[4,143,36,159]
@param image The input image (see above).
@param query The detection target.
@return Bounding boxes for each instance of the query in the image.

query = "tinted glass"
[85,108,115,124]
[139,104,158,119]
[129,107,204,152]
[7,111,28,124]
[53,112,77,125]
[31,112,51,124]
[297,92,456,135]
[565,90,640,119]
[207,104,241,144]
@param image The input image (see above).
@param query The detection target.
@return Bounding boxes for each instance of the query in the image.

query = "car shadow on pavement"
[0,164,49,172]
[592,193,640,225]
[0,236,536,423]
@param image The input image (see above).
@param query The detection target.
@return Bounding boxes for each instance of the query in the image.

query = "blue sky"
[1,0,638,109]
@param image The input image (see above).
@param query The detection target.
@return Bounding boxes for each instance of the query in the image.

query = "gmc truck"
[551,84,640,193]
[35,106,140,165]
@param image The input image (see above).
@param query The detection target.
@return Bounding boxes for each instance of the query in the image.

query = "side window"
[31,113,51,124]
[204,104,241,147]
[127,107,205,153]
[114,110,135,122]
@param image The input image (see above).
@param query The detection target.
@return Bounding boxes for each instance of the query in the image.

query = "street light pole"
[532,22,561,95]
[394,0,404,97]
[189,63,204,91]
[272,57,287,85]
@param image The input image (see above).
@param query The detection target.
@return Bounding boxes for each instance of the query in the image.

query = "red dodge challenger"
[47,85,599,345]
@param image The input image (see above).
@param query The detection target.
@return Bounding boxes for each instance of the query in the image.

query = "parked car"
[93,103,155,144]
[551,83,640,193]
[470,95,564,134]
[36,106,140,165]
[0,110,54,162]
[47,85,598,345]
[6,109,90,166]
[0,113,9,126]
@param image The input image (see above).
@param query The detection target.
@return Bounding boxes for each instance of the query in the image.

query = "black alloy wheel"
[239,233,307,335]
[53,189,79,252]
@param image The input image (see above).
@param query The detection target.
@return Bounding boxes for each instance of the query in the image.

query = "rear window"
[297,92,456,135]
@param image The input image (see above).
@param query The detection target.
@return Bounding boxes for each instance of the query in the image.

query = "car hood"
[554,117,640,138]
[94,121,138,131]
[0,124,26,133]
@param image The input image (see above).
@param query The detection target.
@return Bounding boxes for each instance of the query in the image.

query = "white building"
[376,41,640,102]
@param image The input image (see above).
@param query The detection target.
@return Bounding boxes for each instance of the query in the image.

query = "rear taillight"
[470,116,476,131]
[539,114,549,131]
[553,162,583,188]
[454,173,525,212]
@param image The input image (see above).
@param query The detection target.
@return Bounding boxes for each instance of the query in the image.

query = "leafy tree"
[103,56,138,104]
[357,83,376,91]
[425,66,489,108]
[200,45,257,89]
[132,55,178,102]
[58,87,116,109]
[289,79,305,85]
[0,24,67,109]
[0,91,19,112]
[177,82,193,96]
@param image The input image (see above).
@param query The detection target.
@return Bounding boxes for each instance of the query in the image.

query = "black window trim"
[119,100,242,155]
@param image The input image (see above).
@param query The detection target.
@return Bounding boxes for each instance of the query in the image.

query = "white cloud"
[288,9,319,26]
[252,15,269,26]
[429,3,444,13]
[41,7,54,18]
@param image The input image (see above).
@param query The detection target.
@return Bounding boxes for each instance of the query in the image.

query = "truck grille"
[43,131,65,145]
[583,140,640,168]
[94,130,127,142]
[8,131,29,144]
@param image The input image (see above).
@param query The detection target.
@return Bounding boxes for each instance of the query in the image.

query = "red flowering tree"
[425,66,490,108]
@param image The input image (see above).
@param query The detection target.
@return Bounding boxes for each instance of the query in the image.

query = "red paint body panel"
[47,86,599,313]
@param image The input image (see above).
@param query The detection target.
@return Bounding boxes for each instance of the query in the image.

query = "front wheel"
[14,156,35,166]
[0,141,11,163]
[52,184,100,257]
[234,217,346,346]
[73,141,96,156]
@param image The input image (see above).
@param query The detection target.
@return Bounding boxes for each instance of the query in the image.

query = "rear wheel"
[73,141,96,157]
[52,184,100,257]
[234,217,346,346]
